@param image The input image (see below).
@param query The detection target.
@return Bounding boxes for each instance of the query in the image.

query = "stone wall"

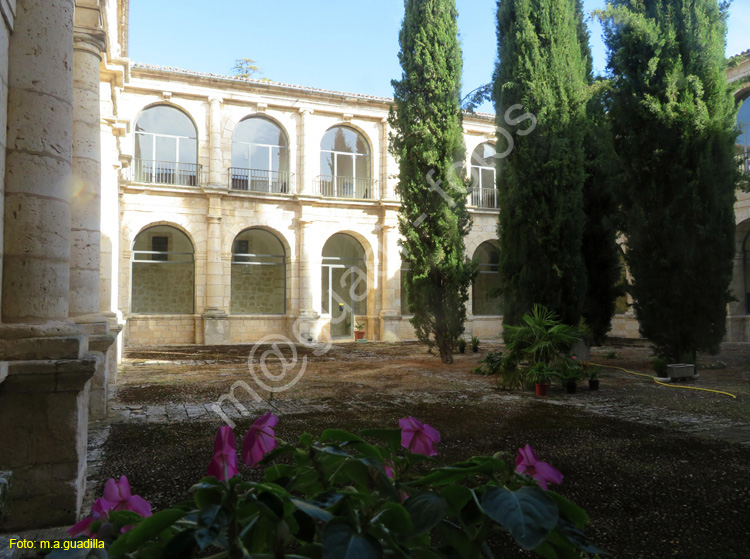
[131,262,194,314]
[228,316,289,343]
[126,315,197,345]
[230,264,285,314]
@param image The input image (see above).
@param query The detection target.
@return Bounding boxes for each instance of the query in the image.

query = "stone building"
[0,0,749,533]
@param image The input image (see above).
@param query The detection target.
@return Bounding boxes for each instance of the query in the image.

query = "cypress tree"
[390,0,476,364]
[494,0,590,327]
[576,0,624,345]
[599,0,737,362]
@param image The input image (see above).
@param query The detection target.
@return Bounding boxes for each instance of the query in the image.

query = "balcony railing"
[315,176,378,200]
[130,159,202,187]
[229,168,293,194]
[737,152,749,177]
[470,187,499,209]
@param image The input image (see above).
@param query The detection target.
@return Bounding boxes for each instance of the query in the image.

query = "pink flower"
[515,444,563,491]
[67,498,111,538]
[399,416,441,456]
[384,462,395,479]
[102,476,152,517]
[207,426,239,481]
[243,412,279,466]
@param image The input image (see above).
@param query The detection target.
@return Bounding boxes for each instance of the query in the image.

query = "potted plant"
[457,338,467,354]
[525,362,556,396]
[587,365,602,390]
[471,336,480,353]
[353,319,366,341]
[558,356,583,394]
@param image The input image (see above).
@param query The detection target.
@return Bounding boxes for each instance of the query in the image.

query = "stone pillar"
[379,118,389,200]
[203,195,229,343]
[0,0,99,530]
[297,109,313,195]
[295,219,321,341]
[379,222,402,341]
[208,97,223,187]
[70,11,116,420]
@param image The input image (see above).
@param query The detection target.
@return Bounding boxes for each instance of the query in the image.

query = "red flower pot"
[535,382,549,396]
[354,330,365,341]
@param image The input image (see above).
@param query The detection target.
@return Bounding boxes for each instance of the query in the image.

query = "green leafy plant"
[471,336,480,351]
[54,415,598,559]
[556,356,585,384]
[604,351,618,360]
[652,356,668,377]
[355,319,366,331]
[524,362,557,385]
[504,305,583,368]
[457,338,467,353]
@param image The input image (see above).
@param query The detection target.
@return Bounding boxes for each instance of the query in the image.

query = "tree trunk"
[439,344,454,364]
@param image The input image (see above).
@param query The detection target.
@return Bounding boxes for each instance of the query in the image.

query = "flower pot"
[354,330,365,341]
[564,380,577,394]
[458,347,465,354]
[535,382,549,396]
[472,346,479,353]
[588,379,599,391]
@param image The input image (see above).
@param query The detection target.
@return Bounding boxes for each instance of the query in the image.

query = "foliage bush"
[51,415,599,559]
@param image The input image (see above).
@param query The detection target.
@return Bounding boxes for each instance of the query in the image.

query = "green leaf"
[372,502,412,534]
[547,491,589,529]
[107,510,144,526]
[291,497,334,522]
[321,429,365,443]
[194,485,223,508]
[403,492,447,536]
[161,528,197,559]
[414,462,486,486]
[480,486,558,550]
[440,485,474,515]
[360,428,402,449]
[108,509,185,557]
[322,520,383,559]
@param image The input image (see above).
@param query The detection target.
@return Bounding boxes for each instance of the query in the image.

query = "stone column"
[208,97,223,187]
[379,222,402,341]
[0,0,99,531]
[295,218,321,342]
[296,109,313,195]
[70,9,116,420]
[203,195,229,343]
[379,118,389,200]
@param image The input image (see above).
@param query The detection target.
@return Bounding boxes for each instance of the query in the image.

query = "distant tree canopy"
[233,58,263,79]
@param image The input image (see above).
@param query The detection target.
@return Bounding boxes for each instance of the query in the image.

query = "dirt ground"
[91,340,750,559]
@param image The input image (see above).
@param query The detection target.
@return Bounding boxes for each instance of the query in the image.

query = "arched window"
[134,105,199,186]
[472,241,502,316]
[231,117,290,193]
[470,143,498,208]
[231,229,286,314]
[401,256,411,315]
[131,225,194,314]
[322,234,367,338]
[319,127,373,199]
[737,97,750,176]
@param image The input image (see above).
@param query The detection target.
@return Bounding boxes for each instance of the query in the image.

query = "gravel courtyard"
[88,340,750,559]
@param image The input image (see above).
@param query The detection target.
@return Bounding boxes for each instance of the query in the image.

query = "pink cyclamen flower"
[67,498,112,538]
[515,444,563,491]
[243,412,279,466]
[399,416,441,456]
[102,476,153,517]
[207,426,239,481]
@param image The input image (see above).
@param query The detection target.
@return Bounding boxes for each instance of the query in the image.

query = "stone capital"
[208,96,223,105]
[73,28,106,57]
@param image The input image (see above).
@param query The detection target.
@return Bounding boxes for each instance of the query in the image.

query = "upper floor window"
[737,97,749,176]
[134,105,199,186]
[319,126,373,199]
[470,143,498,208]
[231,117,290,193]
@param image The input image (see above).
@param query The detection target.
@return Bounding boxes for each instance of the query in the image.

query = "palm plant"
[504,305,582,368]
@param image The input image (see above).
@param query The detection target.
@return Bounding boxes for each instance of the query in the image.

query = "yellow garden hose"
[589,362,737,399]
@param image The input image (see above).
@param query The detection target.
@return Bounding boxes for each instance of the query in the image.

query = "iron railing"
[315,176,377,200]
[131,159,202,187]
[229,168,293,194]
[470,188,499,209]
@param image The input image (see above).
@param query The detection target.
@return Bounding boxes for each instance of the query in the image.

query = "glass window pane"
[337,154,354,178]
[179,138,197,164]
[321,126,369,155]
[155,136,177,162]
[135,133,153,160]
[136,106,196,138]
[481,168,495,190]
[250,144,270,170]
[321,152,334,177]
[271,147,282,172]
[356,155,370,180]
[234,117,287,146]
[232,143,249,169]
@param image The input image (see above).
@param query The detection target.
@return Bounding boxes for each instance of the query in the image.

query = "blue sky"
[130,1,750,112]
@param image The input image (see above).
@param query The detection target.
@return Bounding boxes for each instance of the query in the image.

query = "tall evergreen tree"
[599,0,738,362]
[390,0,476,364]
[494,0,590,327]
[576,0,624,345]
